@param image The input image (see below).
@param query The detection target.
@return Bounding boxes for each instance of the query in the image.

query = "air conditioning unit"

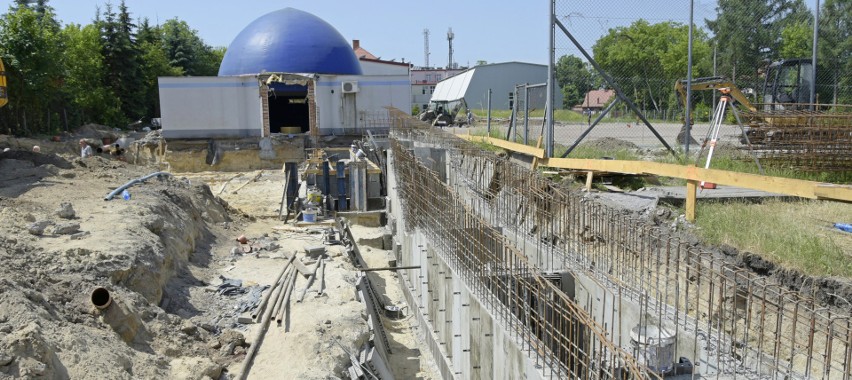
[341,81,359,93]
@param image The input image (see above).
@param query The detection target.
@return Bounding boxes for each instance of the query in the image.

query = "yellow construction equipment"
[676,59,852,171]
[675,76,756,112]
[0,57,7,108]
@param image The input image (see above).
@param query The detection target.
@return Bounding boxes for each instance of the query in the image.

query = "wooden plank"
[531,135,545,170]
[455,135,852,204]
[814,184,852,202]
[541,157,852,201]
[685,168,698,222]
[457,134,546,158]
[585,171,594,192]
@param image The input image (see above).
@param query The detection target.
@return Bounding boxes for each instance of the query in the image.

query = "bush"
[412,105,421,116]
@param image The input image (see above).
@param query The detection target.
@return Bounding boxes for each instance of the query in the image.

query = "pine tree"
[99,1,145,125]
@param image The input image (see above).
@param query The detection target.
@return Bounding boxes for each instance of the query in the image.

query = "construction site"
[1,1,852,380]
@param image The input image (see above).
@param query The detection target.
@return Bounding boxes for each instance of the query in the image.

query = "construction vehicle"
[0,57,7,108]
[419,98,468,127]
[675,58,815,113]
[675,58,852,171]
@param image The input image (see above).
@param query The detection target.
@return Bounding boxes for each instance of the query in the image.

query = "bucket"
[303,208,317,223]
[631,323,677,373]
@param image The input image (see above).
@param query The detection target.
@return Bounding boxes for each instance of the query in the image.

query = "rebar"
[386,120,852,378]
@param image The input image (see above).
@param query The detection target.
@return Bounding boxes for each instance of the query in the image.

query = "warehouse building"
[429,61,559,110]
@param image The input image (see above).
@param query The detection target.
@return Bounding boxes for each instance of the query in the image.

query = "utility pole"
[447,28,454,69]
[810,0,819,109]
[423,29,430,68]
[546,0,555,157]
[685,0,694,154]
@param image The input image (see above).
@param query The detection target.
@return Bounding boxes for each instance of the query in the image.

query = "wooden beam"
[585,171,594,192]
[814,184,852,202]
[457,134,546,159]
[541,157,851,202]
[685,165,698,221]
[530,135,545,170]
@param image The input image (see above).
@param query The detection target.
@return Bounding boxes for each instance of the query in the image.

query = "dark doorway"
[268,83,309,134]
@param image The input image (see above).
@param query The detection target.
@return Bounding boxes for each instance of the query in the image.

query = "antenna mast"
[423,29,430,68]
[447,28,454,69]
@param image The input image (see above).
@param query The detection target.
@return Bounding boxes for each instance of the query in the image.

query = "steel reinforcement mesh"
[741,106,852,171]
[390,125,852,379]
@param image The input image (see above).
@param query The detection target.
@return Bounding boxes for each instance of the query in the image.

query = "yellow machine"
[0,57,7,108]
[675,59,852,171]
[675,76,757,112]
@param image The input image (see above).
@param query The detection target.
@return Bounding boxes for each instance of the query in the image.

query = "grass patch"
[553,145,641,161]
[694,199,852,278]
[471,108,680,123]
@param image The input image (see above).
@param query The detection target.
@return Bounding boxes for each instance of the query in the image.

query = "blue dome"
[218,8,362,76]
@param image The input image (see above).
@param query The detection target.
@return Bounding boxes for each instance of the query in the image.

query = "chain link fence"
[550,0,852,171]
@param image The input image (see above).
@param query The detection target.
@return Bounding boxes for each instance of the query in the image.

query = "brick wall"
[260,84,270,137]
[308,80,319,137]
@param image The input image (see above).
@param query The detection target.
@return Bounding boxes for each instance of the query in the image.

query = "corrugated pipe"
[104,171,171,201]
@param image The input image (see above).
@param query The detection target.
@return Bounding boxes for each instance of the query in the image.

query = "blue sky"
[11,1,733,67]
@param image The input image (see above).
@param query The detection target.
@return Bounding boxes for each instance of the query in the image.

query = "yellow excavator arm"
[0,57,7,108]
[675,76,756,112]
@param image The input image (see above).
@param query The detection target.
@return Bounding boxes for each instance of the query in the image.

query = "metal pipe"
[358,265,422,272]
[274,268,297,324]
[235,267,287,380]
[297,258,323,303]
[546,0,556,157]
[271,268,294,319]
[487,89,492,133]
[104,171,171,201]
[685,0,694,154]
[810,0,819,109]
[253,254,296,320]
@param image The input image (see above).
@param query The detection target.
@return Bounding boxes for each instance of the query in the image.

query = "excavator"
[675,58,852,171]
[675,58,815,114]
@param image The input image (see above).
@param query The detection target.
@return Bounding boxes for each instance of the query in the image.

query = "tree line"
[556,0,851,116]
[0,0,224,136]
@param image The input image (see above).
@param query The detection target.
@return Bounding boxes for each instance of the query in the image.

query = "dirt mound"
[0,150,73,169]
[579,137,640,151]
[0,156,245,378]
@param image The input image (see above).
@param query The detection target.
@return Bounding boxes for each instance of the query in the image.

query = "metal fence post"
[524,84,530,145]
[487,89,492,134]
[546,0,556,157]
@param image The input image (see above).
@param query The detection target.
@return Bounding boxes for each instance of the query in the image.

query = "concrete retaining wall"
[388,149,544,380]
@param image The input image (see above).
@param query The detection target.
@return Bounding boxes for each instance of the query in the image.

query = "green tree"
[592,20,711,111]
[97,1,147,124]
[0,2,65,135]
[706,0,810,89]
[780,20,812,59]
[62,23,122,126]
[818,0,852,105]
[162,18,221,76]
[555,55,600,109]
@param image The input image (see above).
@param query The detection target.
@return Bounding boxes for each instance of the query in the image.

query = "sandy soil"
[0,128,437,380]
[181,170,440,379]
